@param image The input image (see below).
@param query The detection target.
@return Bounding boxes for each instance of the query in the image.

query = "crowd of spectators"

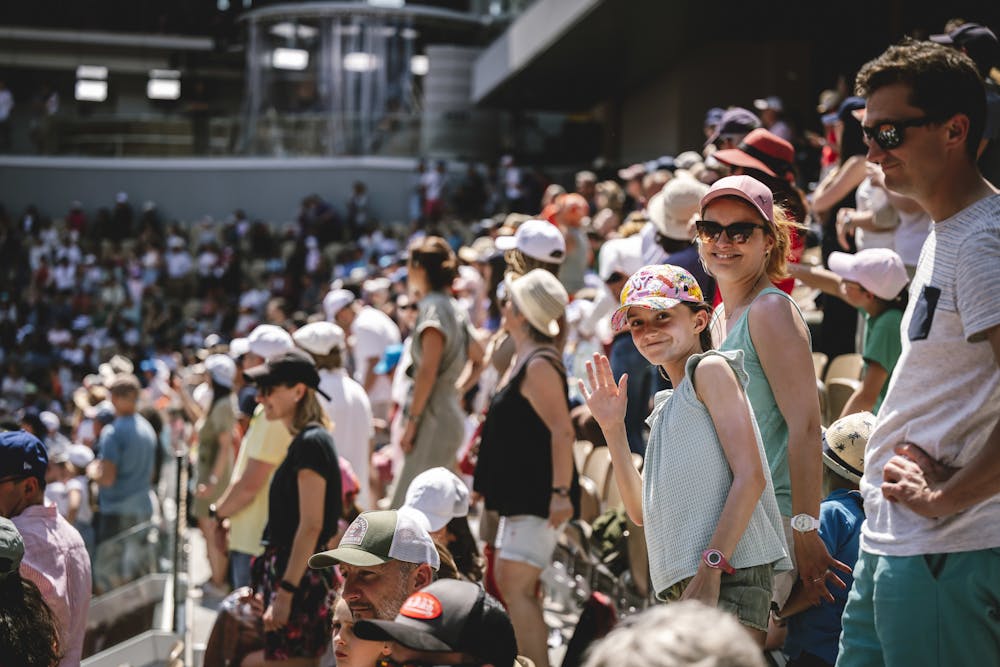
[0,18,998,667]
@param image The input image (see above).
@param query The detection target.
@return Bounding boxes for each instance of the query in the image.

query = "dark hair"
[876,285,909,312]
[855,39,986,160]
[838,111,869,162]
[409,236,459,292]
[211,379,232,405]
[0,576,63,667]
[443,516,484,583]
[683,302,715,353]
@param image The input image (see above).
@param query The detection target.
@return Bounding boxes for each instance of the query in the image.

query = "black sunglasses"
[861,116,939,150]
[694,220,764,245]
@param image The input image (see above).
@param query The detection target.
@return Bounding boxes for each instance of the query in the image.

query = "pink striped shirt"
[13,501,92,667]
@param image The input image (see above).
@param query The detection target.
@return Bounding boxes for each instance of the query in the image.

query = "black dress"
[253,423,342,660]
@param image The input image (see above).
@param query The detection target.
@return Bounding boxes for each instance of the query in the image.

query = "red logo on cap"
[400,592,442,620]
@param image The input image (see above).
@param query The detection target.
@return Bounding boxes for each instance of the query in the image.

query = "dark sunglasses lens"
[877,124,902,150]
[695,221,723,241]
[727,223,758,243]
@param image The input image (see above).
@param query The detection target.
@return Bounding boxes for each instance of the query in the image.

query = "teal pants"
[837,548,1000,667]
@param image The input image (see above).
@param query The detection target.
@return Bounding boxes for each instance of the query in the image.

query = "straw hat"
[506,269,568,337]
[822,411,875,483]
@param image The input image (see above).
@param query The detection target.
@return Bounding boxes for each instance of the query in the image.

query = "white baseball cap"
[205,353,237,388]
[323,289,356,320]
[494,219,566,264]
[229,337,250,359]
[39,411,61,433]
[247,324,294,360]
[293,321,346,357]
[401,467,470,533]
[829,249,909,301]
[68,443,96,469]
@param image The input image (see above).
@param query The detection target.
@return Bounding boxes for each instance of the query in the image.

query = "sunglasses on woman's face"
[861,116,938,150]
[694,220,764,245]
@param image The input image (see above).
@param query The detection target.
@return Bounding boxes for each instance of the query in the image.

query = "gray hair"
[582,602,765,667]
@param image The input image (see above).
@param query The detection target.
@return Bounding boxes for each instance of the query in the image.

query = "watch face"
[792,514,816,531]
[705,551,722,566]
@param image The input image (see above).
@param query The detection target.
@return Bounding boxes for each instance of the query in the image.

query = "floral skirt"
[252,544,336,660]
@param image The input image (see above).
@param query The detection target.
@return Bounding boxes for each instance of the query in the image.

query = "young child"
[331,597,390,667]
[579,264,790,644]
[790,247,909,415]
[777,411,871,667]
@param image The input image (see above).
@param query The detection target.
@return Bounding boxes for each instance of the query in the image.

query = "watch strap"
[279,579,299,594]
[701,548,736,574]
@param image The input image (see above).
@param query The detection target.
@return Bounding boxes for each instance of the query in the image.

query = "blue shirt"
[784,489,864,664]
[97,414,157,516]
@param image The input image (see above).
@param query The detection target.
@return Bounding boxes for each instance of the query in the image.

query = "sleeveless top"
[714,286,809,517]
[474,348,581,519]
[643,349,790,599]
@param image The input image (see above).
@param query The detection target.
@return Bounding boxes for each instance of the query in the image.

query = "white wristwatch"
[790,513,821,533]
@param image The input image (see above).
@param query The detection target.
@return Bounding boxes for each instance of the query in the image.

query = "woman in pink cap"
[695,175,851,633]
[580,264,789,643]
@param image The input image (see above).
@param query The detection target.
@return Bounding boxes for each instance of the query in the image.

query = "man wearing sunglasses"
[355,578,532,667]
[837,40,1000,667]
[0,430,91,667]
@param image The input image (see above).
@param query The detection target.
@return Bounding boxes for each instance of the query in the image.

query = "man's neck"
[920,167,997,223]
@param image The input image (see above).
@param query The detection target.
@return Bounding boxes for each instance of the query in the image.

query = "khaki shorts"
[661,562,775,632]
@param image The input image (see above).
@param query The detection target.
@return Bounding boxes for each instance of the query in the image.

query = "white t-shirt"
[860,194,1000,557]
[854,177,899,251]
[165,250,192,278]
[67,476,93,524]
[318,368,375,510]
[893,209,932,269]
[352,306,401,406]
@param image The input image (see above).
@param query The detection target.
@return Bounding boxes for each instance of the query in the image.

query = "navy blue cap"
[706,107,762,146]
[837,96,866,123]
[0,430,48,481]
[705,107,725,126]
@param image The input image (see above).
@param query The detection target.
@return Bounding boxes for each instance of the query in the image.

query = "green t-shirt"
[861,308,903,414]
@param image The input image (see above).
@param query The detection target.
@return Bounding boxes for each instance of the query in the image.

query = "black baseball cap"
[243,349,331,400]
[354,579,518,667]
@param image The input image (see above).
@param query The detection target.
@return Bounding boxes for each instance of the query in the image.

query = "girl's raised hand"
[578,353,629,431]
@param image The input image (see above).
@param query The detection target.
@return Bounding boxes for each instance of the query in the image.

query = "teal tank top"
[716,287,808,516]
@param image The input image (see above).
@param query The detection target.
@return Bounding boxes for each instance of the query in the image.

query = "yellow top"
[227,404,292,556]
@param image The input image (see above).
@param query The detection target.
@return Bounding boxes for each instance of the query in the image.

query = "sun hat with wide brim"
[506,269,568,338]
[610,264,706,334]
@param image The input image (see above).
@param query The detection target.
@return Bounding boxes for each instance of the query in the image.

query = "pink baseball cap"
[699,175,774,225]
[610,264,706,334]
[829,249,909,301]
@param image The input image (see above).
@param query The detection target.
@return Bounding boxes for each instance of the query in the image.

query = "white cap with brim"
[309,510,440,571]
[323,289,356,321]
[205,353,237,388]
[402,467,470,533]
[828,249,909,301]
[494,219,566,264]
[293,321,346,357]
[247,324,294,360]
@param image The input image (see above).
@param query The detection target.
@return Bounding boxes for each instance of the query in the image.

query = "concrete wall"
[0,156,420,226]
[619,40,812,162]
[472,0,603,103]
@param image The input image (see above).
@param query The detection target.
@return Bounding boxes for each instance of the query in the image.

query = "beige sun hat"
[647,176,709,241]
[506,268,568,337]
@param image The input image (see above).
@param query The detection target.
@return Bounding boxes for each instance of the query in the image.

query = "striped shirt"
[861,193,1000,556]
